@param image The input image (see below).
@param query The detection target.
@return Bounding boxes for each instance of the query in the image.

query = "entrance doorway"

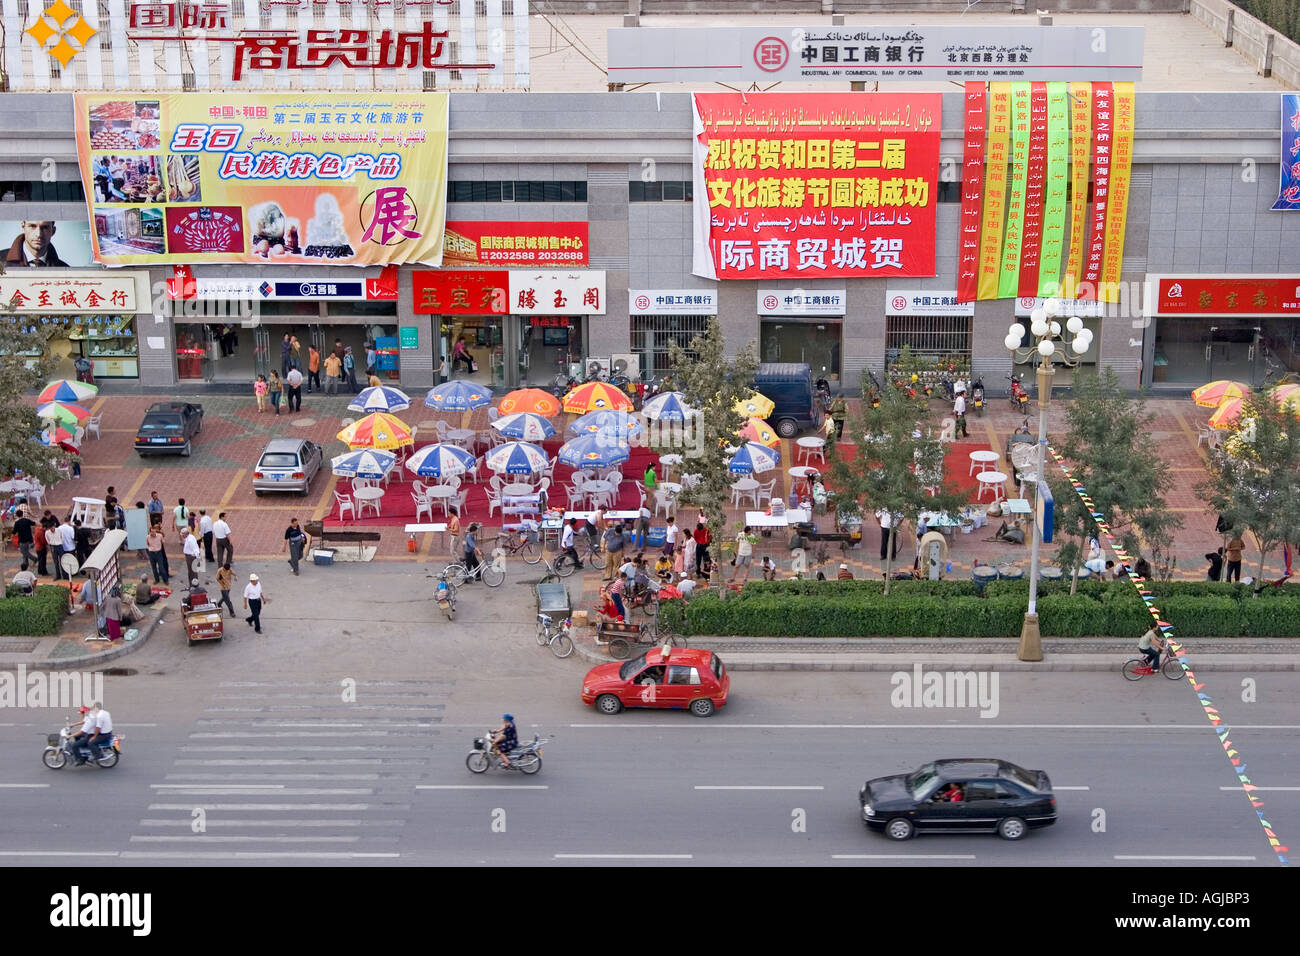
[519,317,584,389]
[1155,318,1262,385]
[759,320,842,383]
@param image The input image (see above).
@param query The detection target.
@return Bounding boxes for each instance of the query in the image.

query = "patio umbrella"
[348,385,412,414]
[485,441,549,475]
[330,448,398,479]
[337,412,414,450]
[37,425,79,452]
[1208,398,1244,429]
[641,391,697,422]
[405,443,477,478]
[733,391,775,419]
[560,381,634,414]
[1191,380,1251,408]
[424,380,494,412]
[36,401,91,426]
[1269,383,1300,412]
[736,417,780,448]
[728,441,780,475]
[492,411,557,442]
[558,433,631,469]
[497,388,560,417]
[37,379,98,404]
[568,409,643,439]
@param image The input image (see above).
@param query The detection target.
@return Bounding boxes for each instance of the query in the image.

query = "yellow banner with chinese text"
[1101,82,1136,301]
[1063,82,1092,295]
[977,83,1011,300]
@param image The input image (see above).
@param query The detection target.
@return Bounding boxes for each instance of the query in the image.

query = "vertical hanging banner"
[1101,82,1136,301]
[1273,93,1300,210]
[978,83,1012,301]
[1064,82,1093,294]
[1017,82,1050,298]
[956,83,987,304]
[1039,82,1071,295]
[1081,82,1114,297]
[998,83,1032,299]
[692,92,941,279]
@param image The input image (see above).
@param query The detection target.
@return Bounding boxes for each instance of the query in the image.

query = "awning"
[81,530,128,575]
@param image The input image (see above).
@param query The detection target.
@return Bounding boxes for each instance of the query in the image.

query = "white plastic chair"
[334,492,355,521]
[85,415,102,440]
[486,486,503,517]
[412,492,433,523]
[755,478,776,508]
[654,488,676,519]
[488,406,500,422]
[412,480,430,498]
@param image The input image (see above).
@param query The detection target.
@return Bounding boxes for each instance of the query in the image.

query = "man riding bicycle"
[1138,626,1165,672]
[491,713,518,768]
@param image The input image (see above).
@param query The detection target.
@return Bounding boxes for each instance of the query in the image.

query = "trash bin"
[996,565,1023,581]
[972,565,998,594]
[1039,566,1063,582]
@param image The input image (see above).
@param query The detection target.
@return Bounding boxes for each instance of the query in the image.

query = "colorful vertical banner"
[1018,83,1050,298]
[1101,83,1136,301]
[1039,83,1071,296]
[998,83,1032,299]
[977,83,1011,301]
[957,83,987,303]
[1081,83,1113,296]
[1064,82,1093,295]
[1270,93,1300,211]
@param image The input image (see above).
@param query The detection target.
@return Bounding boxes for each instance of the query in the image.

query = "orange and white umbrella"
[497,388,561,417]
[1269,383,1300,413]
[1207,398,1245,429]
[1191,380,1250,408]
[561,381,634,414]
[337,412,414,450]
[736,417,780,448]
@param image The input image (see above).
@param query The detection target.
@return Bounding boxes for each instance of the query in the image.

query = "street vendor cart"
[181,587,224,645]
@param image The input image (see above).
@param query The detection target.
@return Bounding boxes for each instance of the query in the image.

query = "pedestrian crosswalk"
[124,679,450,862]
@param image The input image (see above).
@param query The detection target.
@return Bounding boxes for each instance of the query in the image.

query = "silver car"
[253,438,323,496]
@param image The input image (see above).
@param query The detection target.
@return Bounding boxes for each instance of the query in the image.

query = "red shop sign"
[1154,276,1300,316]
[412,270,509,315]
[445,221,588,267]
[528,316,572,327]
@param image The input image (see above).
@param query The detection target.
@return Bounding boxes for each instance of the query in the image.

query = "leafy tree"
[826,370,966,593]
[658,316,758,593]
[1234,1,1299,43]
[1049,366,1181,593]
[0,290,68,489]
[1197,393,1300,590]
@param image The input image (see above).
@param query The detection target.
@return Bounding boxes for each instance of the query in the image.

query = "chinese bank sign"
[73,92,448,267]
[693,92,940,280]
[14,0,529,90]
[610,25,1143,83]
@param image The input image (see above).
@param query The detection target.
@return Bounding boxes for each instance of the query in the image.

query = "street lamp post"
[1003,300,1092,662]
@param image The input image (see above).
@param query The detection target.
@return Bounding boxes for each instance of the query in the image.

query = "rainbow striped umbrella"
[337,412,414,450]
[36,401,91,426]
[1192,380,1250,408]
[560,381,634,414]
[38,379,98,404]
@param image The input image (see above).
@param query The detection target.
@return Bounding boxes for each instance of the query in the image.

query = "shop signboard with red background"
[1149,276,1300,316]
[443,221,587,267]
[412,270,509,315]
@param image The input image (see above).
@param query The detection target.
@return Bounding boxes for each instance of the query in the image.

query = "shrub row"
[0,585,69,636]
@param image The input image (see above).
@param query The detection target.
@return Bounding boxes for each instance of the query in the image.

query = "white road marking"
[0,851,120,857]
[1113,855,1257,861]
[130,835,361,843]
[1219,786,1300,791]
[1052,786,1091,791]
[146,803,392,811]
[151,783,284,789]
[173,759,393,766]
[119,851,400,859]
[569,723,1300,730]
[165,774,392,781]
[554,853,692,860]
[139,820,403,828]
[416,785,548,790]
[833,854,977,860]
[695,785,825,791]
[0,784,50,788]
[190,732,398,738]
[151,788,374,796]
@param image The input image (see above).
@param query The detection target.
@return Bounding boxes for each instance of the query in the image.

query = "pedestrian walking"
[365,341,377,376]
[216,563,236,617]
[446,507,461,557]
[282,517,311,575]
[214,512,233,567]
[290,335,302,371]
[243,572,265,633]
[1225,534,1245,582]
[145,490,164,523]
[830,393,847,441]
[323,350,341,395]
[199,508,215,562]
[954,391,969,438]
[268,370,283,415]
[285,366,303,412]
[343,346,358,392]
[692,521,712,578]
[254,374,268,412]
[12,509,35,570]
[279,332,292,378]
[173,498,190,538]
[181,527,200,590]
[729,526,754,584]
[145,524,170,584]
[307,345,322,393]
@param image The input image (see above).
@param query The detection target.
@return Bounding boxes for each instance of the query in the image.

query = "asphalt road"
[1,563,1296,867]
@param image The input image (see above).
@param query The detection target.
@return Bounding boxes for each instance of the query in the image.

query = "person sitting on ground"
[11,567,37,595]
[676,572,697,599]
[654,553,674,582]
[599,580,626,623]
[837,562,854,580]
[1134,556,1153,580]
[760,555,778,581]
[133,574,159,607]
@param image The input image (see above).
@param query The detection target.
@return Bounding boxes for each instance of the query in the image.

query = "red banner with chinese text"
[692,92,940,280]
[1017,82,1050,298]
[411,270,509,315]
[956,83,986,304]
[443,221,588,267]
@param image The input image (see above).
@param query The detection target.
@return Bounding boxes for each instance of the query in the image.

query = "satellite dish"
[60,553,80,576]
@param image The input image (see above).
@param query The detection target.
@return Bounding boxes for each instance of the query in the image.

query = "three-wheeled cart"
[182,588,224,644]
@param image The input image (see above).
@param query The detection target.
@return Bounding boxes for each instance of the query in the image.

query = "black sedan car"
[860,758,1056,841]
[134,402,204,457]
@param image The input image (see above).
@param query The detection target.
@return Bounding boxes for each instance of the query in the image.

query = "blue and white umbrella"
[424,380,494,412]
[484,441,549,475]
[558,433,631,470]
[641,391,697,422]
[568,409,643,439]
[349,385,412,414]
[492,412,556,442]
[330,448,398,479]
[405,443,477,478]
[728,441,780,475]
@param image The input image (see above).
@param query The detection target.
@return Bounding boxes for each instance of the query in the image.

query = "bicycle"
[444,550,505,588]
[540,550,583,578]
[536,612,575,658]
[1121,643,1183,681]
[496,527,541,565]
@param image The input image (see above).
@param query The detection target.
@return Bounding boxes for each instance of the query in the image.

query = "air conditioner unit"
[611,352,641,381]
[585,357,610,381]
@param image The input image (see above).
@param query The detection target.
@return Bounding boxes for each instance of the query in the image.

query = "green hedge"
[0,585,69,636]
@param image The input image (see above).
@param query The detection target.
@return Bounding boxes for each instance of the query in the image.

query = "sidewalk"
[0,597,168,671]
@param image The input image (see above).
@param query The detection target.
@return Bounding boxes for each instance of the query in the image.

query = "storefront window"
[760,320,842,381]
[2,314,138,380]
[175,323,212,381]
[519,316,579,388]
[630,315,709,378]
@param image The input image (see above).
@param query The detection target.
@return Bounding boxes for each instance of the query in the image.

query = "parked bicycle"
[1121,643,1184,681]
[536,612,575,658]
[444,549,506,588]
[496,527,542,565]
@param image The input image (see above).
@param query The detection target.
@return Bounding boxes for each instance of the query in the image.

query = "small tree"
[827,370,966,593]
[658,317,758,593]
[0,289,68,489]
[1198,393,1300,589]
[1050,366,1181,593]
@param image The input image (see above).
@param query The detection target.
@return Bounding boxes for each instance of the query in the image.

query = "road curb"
[0,605,166,672]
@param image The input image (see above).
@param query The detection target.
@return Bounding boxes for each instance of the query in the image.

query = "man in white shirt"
[199,509,215,563]
[86,702,113,760]
[876,509,899,562]
[181,527,201,590]
[285,365,304,413]
[730,526,754,584]
[243,572,265,633]
[953,391,969,438]
[559,518,580,571]
[56,516,76,580]
[677,572,697,599]
[213,512,233,567]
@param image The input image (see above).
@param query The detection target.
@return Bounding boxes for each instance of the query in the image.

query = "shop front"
[0,270,148,381]
[757,289,845,383]
[883,289,975,387]
[168,271,400,386]
[1145,276,1300,387]
[628,289,717,380]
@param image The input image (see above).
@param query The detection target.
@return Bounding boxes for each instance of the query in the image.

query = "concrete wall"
[1192,0,1300,89]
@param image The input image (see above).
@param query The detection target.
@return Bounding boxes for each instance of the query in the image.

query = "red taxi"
[582,646,729,718]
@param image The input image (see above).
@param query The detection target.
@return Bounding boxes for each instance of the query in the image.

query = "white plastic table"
[788,466,818,496]
[404,522,449,549]
[746,511,791,527]
[70,497,106,529]
[975,471,1007,503]
[446,427,477,447]
[969,449,1000,476]
[504,482,536,497]
[658,454,683,477]
[582,479,614,507]
[353,485,384,516]
[795,436,826,465]
[604,510,639,521]
[659,481,683,495]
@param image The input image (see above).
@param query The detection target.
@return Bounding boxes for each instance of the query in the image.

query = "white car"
[252,438,323,496]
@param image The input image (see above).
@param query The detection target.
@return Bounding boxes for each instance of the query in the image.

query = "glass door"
[1206,324,1262,386]
[252,326,271,379]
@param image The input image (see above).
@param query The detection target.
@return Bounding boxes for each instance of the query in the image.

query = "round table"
[975,471,1007,502]
[788,466,818,496]
[424,484,455,515]
[352,485,384,517]
[504,482,536,497]
[969,449,1000,475]
[659,481,683,496]
[446,427,477,447]
[658,454,683,477]
[795,436,826,465]
[582,480,614,506]
[731,477,759,507]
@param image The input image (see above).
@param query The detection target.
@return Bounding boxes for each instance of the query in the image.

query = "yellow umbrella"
[1191,380,1250,408]
[733,391,775,419]
[560,381,634,414]
[1269,383,1300,413]
[337,412,414,450]
[736,417,780,448]
[1207,398,1244,429]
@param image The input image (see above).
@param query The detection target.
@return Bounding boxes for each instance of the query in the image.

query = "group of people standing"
[256,336,382,407]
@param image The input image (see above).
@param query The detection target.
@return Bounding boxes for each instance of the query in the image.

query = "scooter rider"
[85,702,113,762]
[68,706,93,764]
[490,713,518,768]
